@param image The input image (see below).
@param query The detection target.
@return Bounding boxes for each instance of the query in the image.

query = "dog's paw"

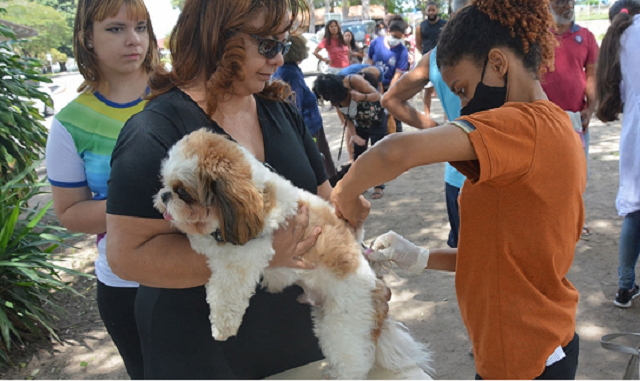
[211,325,237,341]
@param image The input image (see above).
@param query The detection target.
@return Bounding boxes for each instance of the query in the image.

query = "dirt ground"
[0,95,635,380]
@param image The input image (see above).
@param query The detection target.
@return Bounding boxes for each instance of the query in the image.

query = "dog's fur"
[154,129,432,379]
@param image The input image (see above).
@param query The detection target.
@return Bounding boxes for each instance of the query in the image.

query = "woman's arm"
[346,118,366,146]
[314,45,330,65]
[345,74,381,102]
[351,47,364,59]
[318,180,332,201]
[333,124,477,226]
[381,52,438,129]
[107,205,321,288]
[51,186,107,234]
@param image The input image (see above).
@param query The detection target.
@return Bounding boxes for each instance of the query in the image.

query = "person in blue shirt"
[381,0,471,248]
[274,34,336,178]
[367,14,409,132]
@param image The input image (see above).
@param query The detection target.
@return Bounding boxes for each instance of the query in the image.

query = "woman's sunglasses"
[249,34,291,59]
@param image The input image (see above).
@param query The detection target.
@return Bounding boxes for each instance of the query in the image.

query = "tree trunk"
[342,0,349,20]
[309,0,315,33]
[59,61,67,72]
[362,0,370,19]
[325,0,330,17]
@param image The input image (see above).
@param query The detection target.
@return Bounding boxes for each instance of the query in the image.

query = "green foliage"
[171,0,185,10]
[0,11,52,183]
[0,163,91,366]
[37,48,67,64]
[31,0,76,29]
[31,0,76,56]
[1,0,72,58]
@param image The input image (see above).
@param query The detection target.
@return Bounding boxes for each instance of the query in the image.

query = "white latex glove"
[368,231,429,275]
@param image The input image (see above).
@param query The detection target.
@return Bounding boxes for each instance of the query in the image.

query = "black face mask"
[460,58,508,116]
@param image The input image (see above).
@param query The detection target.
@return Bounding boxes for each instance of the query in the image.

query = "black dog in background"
[329,163,352,187]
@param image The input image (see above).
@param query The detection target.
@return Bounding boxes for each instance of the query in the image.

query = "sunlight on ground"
[577,323,607,340]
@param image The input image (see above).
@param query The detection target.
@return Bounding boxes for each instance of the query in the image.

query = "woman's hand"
[350,90,366,102]
[351,134,367,146]
[269,204,320,269]
[332,181,371,228]
[367,231,429,275]
[325,58,332,65]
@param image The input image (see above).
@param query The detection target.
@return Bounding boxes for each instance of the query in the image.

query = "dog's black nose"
[161,191,172,204]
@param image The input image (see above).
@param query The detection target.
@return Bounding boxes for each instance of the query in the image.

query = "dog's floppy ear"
[215,175,265,245]
[194,130,265,245]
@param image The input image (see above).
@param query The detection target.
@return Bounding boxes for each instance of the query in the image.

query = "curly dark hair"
[596,0,640,122]
[436,0,556,78]
[312,74,349,106]
[388,14,408,33]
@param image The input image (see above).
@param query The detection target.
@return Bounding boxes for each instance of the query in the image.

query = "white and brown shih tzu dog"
[154,129,432,379]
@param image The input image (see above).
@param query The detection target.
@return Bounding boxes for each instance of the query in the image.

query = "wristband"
[408,248,430,275]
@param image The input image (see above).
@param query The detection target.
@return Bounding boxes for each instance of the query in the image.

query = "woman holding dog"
[45,0,159,378]
[105,0,369,378]
[334,0,584,379]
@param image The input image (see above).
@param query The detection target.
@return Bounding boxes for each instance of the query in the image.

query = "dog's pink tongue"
[163,211,173,221]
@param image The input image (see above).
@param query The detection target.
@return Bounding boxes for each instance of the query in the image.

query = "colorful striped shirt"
[46,91,147,288]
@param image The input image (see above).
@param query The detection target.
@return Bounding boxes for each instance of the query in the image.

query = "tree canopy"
[1,1,72,58]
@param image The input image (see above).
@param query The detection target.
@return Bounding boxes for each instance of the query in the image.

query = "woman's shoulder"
[120,88,210,148]
[257,96,305,133]
[144,87,201,117]
[257,95,299,117]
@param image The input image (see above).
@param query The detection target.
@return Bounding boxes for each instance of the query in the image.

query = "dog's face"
[154,129,266,245]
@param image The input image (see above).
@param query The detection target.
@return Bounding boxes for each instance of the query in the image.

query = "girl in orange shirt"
[333,0,584,379]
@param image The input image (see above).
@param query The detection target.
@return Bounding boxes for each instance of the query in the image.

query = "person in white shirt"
[595,0,640,308]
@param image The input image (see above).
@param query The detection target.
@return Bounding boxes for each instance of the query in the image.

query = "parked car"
[316,20,376,49]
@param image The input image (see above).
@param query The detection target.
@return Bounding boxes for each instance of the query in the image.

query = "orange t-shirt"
[450,101,585,379]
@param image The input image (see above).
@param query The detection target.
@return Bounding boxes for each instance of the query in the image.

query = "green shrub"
[0,7,52,184]
[0,164,92,366]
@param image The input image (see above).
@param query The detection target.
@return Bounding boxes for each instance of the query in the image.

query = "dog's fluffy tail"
[375,319,435,377]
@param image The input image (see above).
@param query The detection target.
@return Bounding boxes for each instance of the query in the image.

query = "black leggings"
[475,333,579,380]
[96,281,144,379]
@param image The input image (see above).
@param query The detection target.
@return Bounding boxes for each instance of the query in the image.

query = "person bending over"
[314,72,388,199]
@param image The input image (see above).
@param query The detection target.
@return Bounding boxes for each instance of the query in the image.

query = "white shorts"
[326,66,342,74]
